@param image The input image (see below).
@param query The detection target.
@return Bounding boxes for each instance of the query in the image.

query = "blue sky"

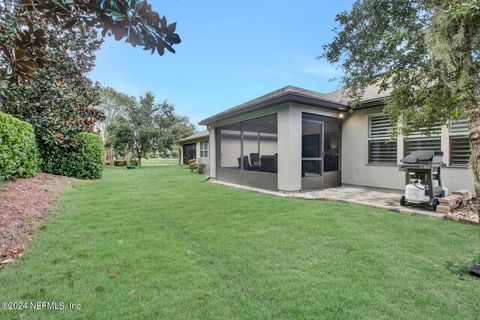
[88,0,354,128]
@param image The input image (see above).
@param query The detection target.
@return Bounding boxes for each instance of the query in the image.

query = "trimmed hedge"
[0,112,39,181]
[41,132,104,179]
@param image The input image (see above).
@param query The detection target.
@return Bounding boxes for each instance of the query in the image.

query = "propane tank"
[405,179,426,202]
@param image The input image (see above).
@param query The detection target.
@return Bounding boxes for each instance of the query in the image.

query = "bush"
[114,160,127,166]
[188,159,198,173]
[0,112,39,181]
[41,132,103,179]
[129,159,138,166]
[187,159,206,174]
[197,163,207,174]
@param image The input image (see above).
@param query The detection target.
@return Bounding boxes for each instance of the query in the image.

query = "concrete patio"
[210,180,446,220]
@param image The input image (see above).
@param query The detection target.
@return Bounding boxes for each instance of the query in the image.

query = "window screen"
[404,123,442,155]
[368,114,397,164]
[450,118,470,166]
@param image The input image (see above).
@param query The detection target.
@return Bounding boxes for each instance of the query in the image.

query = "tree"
[0,13,105,171]
[155,101,194,155]
[106,90,194,164]
[127,92,159,166]
[0,0,181,84]
[323,0,480,203]
[106,92,159,166]
[97,86,136,141]
[106,115,135,159]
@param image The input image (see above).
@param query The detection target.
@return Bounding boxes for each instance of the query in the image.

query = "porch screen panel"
[302,118,323,177]
[242,131,259,167]
[450,118,470,166]
[219,123,241,169]
[368,115,397,164]
[404,122,441,155]
[242,114,278,173]
[323,117,340,172]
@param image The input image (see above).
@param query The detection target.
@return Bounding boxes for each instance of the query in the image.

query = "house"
[178,130,210,169]
[199,85,473,192]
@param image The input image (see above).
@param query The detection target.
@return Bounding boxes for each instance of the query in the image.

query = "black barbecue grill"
[399,150,444,210]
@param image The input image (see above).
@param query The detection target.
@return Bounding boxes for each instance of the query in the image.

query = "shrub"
[114,160,127,166]
[0,112,39,181]
[197,163,207,174]
[188,159,198,173]
[129,159,138,166]
[41,132,103,179]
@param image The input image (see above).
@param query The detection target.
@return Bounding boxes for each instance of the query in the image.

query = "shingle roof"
[199,85,348,125]
[199,84,393,125]
[325,84,392,105]
[178,130,209,143]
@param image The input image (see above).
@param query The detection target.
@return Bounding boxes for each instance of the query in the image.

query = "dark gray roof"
[178,130,209,143]
[199,85,348,125]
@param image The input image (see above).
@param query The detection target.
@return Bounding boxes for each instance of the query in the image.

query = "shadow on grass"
[446,256,480,280]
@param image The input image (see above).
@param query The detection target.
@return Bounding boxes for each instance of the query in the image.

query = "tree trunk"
[466,78,480,211]
[134,143,142,167]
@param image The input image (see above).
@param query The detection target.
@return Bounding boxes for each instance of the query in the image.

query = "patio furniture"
[238,156,255,170]
[260,155,277,173]
[250,153,261,168]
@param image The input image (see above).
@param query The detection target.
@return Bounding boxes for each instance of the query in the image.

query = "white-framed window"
[404,122,442,155]
[450,117,470,166]
[367,114,397,164]
[200,140,209,158]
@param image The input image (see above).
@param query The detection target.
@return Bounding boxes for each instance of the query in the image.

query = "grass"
[0,166,479,319]
[141,158,178,165]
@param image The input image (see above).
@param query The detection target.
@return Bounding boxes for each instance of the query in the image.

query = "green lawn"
[0,166,479,319]
[141,158,179,165]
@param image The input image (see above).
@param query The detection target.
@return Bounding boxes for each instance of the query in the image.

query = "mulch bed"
[448,203,479,225]
[0,173,75,266]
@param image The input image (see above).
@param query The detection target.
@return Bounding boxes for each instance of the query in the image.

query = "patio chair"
[238,156,254,170]
[249,153,260,168]
[260,155,276,173]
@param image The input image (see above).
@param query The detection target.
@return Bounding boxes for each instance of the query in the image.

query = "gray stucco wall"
[341,105,474,192]
[209,127,216,178]
[278,104,340,191]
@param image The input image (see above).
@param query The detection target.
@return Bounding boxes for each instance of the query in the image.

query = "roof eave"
[356,97,386,109]
[178,137,208,144]
[199,93,347,125]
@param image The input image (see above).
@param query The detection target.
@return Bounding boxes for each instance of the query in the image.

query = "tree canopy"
[323,0,480,197]
[0,0,181,84]
[0,12,103,151]
[105,89,194,164]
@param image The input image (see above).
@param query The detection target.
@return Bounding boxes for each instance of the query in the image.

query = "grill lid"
[401,150,443,164]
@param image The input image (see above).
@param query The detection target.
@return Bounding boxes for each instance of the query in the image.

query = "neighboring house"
[199,85,473,192]
[178,130,210,171]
